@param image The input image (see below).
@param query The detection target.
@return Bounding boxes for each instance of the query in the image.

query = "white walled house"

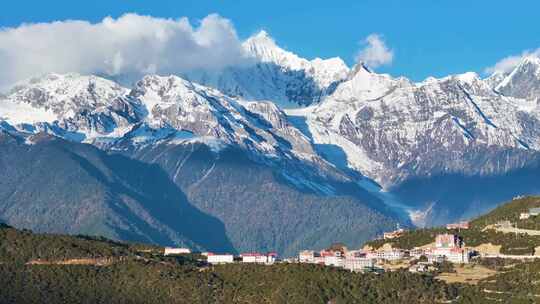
[207,253,234,264]
[409,248,427,259]
[267,252,278,264]
[520,213,531,220]
[241,252,278,264]
[427,255,445,264]
[324,255,344,267]
[530,208,540,216]
[164,247,191,255]
[432,233,470,263]
[320,250,345,267]
[299,250,315,263]
[344,258,374,272]
[241,253,277,264]
[299,250,322,263]
[366,250,405,261]
[432,248,470,264]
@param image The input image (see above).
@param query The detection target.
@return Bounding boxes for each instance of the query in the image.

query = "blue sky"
[1,0,539,81]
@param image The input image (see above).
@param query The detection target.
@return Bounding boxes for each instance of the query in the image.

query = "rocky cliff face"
[294,66,540,186]
[496,56,540,101]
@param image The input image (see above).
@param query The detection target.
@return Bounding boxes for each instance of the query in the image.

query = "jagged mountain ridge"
[186,31,349,108]
[1,31,540,237]
[293,64,540,186]
[0,72,356,193]
[496,56,540,101]
[0,68,400,256]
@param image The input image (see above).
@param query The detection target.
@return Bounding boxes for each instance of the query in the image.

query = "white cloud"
[355,34,393,68]
[484,48,540,74]
[0,13,252,91]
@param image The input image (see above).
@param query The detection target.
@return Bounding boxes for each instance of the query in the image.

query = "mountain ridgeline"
[1,31,540,255]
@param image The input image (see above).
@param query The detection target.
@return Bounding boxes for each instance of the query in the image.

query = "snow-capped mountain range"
[1,31,540,228]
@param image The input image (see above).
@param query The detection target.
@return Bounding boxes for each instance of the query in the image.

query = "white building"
[435,234,462,249]
[241,252,278,264]
[409,248,427,259]
[320,250,345,267]
[207,253,234,264]
[267,252,278,264]
[344,258,374,272]
[299,250,317,263]
[432,248,470,263]
[530,208,540,216]
[324,255,344,267]
[366,249,405,261]
[164,247,191,255]
[520,213,531,220]
[345,250,366,259]
[432,233,470,263]
[427,254,445,264]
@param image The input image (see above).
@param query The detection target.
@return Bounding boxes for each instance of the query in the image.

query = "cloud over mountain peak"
[0,13,251,91]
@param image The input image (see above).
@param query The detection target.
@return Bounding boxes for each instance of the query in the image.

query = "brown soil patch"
[472,243,502,255]
[436,264,497,285]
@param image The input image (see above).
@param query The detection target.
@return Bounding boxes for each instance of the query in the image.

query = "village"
[162,222,472,274]
[161,207,540,276]
[163,228,471,275]
[297,224,472,274]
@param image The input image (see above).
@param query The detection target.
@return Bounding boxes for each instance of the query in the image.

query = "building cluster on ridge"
[164,247,279,265]
[297,227,473,273]
[162,224,473,273]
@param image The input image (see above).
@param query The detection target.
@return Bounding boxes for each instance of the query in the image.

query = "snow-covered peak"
[310,57,350,88]
[496,54,540,100]
[522,54,540,66]
[241,30,350,98]
[243,30,350,77]
[484,71,508,89]
[0,73,141,142]
[455,71,480,83]
[187,32,350,108]
[349,62,372,77]
[243,31,305,70]
[127,74,339,173]
[328,62,408,103]
[448,71,494,96]
[243,30,277,51]
[133,74,199,100]
[4,73,128,119]
[131,74,230,128]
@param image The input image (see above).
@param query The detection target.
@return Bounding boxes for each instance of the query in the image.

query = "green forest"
[3,197,540,303]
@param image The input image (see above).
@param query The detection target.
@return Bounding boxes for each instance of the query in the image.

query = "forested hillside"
[0,223,471,304]
[365,196,540,255]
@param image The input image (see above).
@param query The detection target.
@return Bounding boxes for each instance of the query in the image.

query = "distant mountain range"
[1,31,539,255]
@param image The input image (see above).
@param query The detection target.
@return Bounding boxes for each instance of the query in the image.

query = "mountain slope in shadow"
[0,132,235,253]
